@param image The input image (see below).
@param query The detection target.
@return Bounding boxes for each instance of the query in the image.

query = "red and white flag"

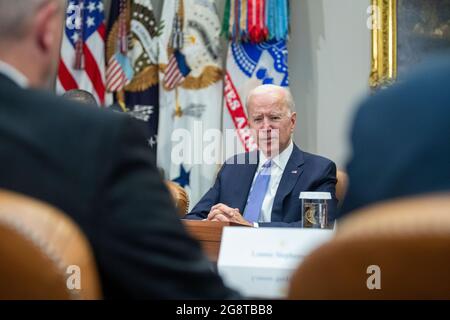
[163,50,191,91]
[56,0,108,105]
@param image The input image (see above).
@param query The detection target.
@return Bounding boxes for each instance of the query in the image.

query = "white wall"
[104,0,371,168]
[289,0,371,168]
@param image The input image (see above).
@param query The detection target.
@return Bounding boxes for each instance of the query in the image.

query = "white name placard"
[217,227,334,298]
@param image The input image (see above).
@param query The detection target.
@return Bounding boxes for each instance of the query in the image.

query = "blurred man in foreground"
[339,58,450,218]
[0,0,237,299]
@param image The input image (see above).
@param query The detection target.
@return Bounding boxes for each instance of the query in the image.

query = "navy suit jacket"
[186,145,338,227]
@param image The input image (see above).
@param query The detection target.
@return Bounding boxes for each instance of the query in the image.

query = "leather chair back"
[336,170,348,206]
[288,193,450,299]
[0,189,101,300]
[165,181,190,217]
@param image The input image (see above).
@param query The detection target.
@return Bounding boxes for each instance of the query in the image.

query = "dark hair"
[62,89,97,106]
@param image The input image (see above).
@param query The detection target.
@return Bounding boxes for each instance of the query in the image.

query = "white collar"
[0,60,29,88]
[258,140,294,171]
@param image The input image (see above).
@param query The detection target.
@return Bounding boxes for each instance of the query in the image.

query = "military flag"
[221,0,290,155]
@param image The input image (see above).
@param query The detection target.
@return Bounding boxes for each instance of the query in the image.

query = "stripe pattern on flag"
[57,0,107,105]
[106,53,134,92]
[163,50,191,90]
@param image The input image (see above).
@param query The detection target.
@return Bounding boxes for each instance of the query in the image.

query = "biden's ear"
[291,112,297,133]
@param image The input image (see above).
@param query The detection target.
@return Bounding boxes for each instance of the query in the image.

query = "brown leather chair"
[165,181,190,217]
[336,170,348,206]
[0,189,101,300]
[288,193,450,299]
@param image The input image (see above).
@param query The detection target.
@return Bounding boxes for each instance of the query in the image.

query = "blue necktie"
[243,160,272,223]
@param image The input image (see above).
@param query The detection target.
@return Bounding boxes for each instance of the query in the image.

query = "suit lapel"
[271,145,305,221]
[0,74,21,91]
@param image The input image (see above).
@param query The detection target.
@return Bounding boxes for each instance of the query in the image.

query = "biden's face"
[247,92,296,157]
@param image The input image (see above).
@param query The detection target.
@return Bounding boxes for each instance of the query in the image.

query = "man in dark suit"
[186,85,337,227]
[0,0,237,299]
[338,58,450,219]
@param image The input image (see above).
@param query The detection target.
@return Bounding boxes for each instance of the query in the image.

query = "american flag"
[163,50,191,90]
[106,52,134,92]
[56,0,107,105]
[105,0,133,93]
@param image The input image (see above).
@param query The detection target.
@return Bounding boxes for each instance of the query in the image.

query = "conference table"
[182,220,249,263]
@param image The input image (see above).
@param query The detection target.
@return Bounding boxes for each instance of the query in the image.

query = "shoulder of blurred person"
[0,75,239,298]
[339,57,450,218]
[0,0,238,299]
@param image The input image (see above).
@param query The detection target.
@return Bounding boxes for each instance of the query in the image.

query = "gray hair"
[0,0,64,40]
[246,84,295,114]
[63,89,97,106]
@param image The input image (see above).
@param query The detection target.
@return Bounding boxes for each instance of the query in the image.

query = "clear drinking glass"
[299,192,332,229]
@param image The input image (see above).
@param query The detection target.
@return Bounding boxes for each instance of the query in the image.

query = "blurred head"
[63,89,97,106]
[340,58,450,216]
[247,84,297,157]
[0,0,66,88]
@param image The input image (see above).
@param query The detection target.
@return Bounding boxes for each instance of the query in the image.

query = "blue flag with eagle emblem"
[106,0,160,153]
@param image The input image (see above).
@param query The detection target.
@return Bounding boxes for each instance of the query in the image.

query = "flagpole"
[175,87,183,118]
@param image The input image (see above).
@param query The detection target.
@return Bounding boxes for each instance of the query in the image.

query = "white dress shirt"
[248,141,294,226]
[0,60,29,88]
